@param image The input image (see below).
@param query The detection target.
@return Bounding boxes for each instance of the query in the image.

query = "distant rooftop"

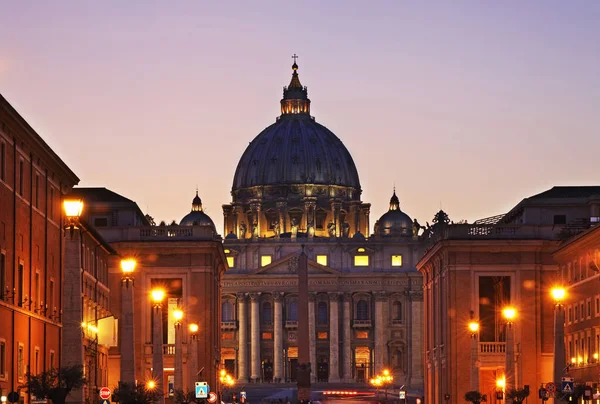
[527,186,600,200]
[70,187,136,204]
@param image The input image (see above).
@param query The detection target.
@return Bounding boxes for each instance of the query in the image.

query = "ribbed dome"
[233,118,360,190]
[376,190,412,237]
[179,191,216,229]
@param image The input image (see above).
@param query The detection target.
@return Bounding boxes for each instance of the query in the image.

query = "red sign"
[207,392,218,403]
[99,387,111,400]
[545,383,556,393]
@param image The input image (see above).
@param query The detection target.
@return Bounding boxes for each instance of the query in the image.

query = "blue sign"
[399,391,406,400]
[195,382,209,399]
[240,391,247,400]
[561,377,574,394]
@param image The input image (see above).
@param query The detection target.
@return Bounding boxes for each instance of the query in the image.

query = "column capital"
[273,292,284,302]
[308,292,317,302]
[408,290,424,302]
[342,292,353,303]
[236,293,247,301]
[248,292,261,302]
[328,292,340,302]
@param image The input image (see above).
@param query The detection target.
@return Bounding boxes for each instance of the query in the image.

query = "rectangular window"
[17,344,24,381]
[568,307,573,322]
[354,255,369,267]
[596,297,600,316]
[0,340,5,377]
[35,174,39,208]
[35,271,40,307]
[553,215,567,225]
[356,331,369,339]
[0,252,5,299]
[261,332,272,340]
[49,351,55,369]
[18,263,24,307]
[49,279,55,312]
[49,187,54,219]
[575,305,579,321]
[587,301,591,317]
[226,256,235,268]
[18,160,24,195]
[0,142,5,181]
[316,255,328,266]
[317,332,328,340]
[580,303,584,320]
[34,347,40,374]
[391,255,403,267]
[260,255,272,267]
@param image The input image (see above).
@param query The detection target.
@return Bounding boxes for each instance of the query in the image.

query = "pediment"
[250,253,341,275]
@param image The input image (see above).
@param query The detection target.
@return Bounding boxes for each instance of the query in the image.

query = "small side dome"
[225,230,238,240]
[179,191,216,228]
[352,230,366,241]
[375,189,412,237]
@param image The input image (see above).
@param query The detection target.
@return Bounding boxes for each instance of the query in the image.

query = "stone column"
[174,321,183,391]
[374,292,387,373]
[152,301,165,404]
[328,293,340,382]
[120,275,135,386]
[62,230,84,404]
[188,331,198,392]
[330,200,342,237]
[237,294,248,382]
[276,199,287,234]
[303,198,317,237]
[273,293,283,382]
[409,290,424,386]
[342,293,352,382]
[249,293,261,381]
[308,293,317,382]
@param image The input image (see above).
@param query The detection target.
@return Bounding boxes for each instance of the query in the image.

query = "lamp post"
[370,369,393,404]
[188,323,199,392]
[120,258,136,386]
[551,287,566,398]
[219,369,235,403]
[151,289,166,404]
[468,319,480,392]
[502,307,517,402]
[62,199,85,404]
[174,309,184,392]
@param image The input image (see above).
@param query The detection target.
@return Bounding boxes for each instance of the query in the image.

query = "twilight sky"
[1,1,599,232]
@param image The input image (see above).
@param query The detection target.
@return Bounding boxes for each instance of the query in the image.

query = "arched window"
[356,300,369,320]
[262,302,272,324]
[317,301,328,325]
[393,301,402,321]
[288,301,298,321]
[222,301,234,322]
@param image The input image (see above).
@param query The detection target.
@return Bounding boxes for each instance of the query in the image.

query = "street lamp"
[551,287,566,394]
[502,307,517,399]
[174,309,184,392]
[151,289,166,404]
[219,369,235,402]
[370,369,393,404]
[63,199,84,238]
[468,318,480,391]
[188,323,199,392]
[120,258,137,386]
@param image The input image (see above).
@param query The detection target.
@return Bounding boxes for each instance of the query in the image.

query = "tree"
[113,382,161,404]
[464,391,484,404]
[21,365,86,404]
[507,388,530,404]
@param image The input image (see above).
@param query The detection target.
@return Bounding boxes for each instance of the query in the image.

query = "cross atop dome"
[281,55,310,116]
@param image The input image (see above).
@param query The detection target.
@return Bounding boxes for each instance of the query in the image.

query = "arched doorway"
[262,359,273,383]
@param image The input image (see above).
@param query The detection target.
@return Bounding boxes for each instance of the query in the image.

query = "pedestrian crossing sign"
[195,382,209,398]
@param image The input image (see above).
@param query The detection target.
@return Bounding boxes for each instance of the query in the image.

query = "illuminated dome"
[231,61,361,194]
[180,191,215,228]
[376,190,412,237]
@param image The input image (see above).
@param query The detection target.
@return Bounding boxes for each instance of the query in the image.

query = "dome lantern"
[180,190,215,229]
[192,190,203,212]
[281,54,311,116]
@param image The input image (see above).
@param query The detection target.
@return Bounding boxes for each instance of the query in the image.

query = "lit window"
[262,332,273,340]
[357,247,365,253]
[391,255,403,267]
[261,255,272,267]
[317,332,328,339]
[316,255,328,266]
[226,256,235,268]
[224,249,230,254]
[356,331,369,339]
[354,255,369,267]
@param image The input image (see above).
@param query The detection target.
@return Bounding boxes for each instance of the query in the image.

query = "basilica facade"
[219,62,424,387]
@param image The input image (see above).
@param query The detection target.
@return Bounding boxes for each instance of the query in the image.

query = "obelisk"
[297,247,311,402]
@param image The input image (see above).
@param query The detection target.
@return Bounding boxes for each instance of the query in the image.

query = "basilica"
[218,61,424,387]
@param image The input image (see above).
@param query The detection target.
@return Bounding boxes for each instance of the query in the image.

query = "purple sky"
[1,1,599,232]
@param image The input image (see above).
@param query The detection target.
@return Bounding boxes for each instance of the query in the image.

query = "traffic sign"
[208,392,218,403]
[7,392,19,403]
[99,388,111,400]
[240,391,246,400]
[545,382,556,393]
[561,377,574,394]
[195,382,208,399]
[101,399,111,404]
[399,391,406,400]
